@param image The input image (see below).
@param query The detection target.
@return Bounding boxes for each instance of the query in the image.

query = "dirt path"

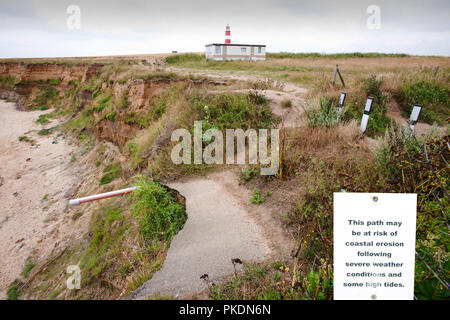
[130,170,292,299]
[0,101,82,298]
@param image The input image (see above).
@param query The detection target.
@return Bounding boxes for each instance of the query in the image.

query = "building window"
[215,46,221,54]
[241,47,247,53]
[258,47,262,54]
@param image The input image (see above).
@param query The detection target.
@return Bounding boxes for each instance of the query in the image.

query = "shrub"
[130,176,187,245]
[32,86,59,110]
[250,189,264,204]
[165,53,204,65]
[281,98,292,108]
[303,96,341,127]
[23,262,35,278]
[46,78,62,85]
[36,112,55,124]
[374,123,449,299]
[6,280,21,300]
[99,162,122,185]
[191,93,276,131]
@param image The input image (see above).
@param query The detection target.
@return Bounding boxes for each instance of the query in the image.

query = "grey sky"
[0,0,449,58]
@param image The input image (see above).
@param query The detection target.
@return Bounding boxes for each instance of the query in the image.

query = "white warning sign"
[334,193,417,300]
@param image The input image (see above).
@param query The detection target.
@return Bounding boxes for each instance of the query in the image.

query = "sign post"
[360,97,374,133]
[333,193,417,300]
[409,104,422,134]
[337,92,346,116]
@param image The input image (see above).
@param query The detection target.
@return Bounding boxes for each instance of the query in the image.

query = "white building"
[205,43,266,61]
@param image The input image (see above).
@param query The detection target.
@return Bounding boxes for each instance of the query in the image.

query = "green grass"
[23,262,35,278]
[99,162,122,185]
[395,80,449,125]
[36,112,55,124]
[266,52,410,59]
[6,280,21,300]
[46,78,62,85]
[32,86,59,110]
[165,53,205,65]
[80,204,128,282]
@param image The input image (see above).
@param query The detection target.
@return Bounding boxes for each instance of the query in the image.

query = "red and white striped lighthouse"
[225,24,231,44]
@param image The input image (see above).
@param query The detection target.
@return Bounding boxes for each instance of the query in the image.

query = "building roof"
[205,43,266,47]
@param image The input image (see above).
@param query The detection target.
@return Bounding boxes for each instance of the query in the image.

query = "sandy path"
[130,171,291,299]
[0,101,80,298]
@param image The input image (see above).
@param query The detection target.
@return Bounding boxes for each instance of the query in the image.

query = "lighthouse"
[205,24,266,61]
[225,24,231,44]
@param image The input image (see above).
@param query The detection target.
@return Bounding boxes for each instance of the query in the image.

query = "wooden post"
[333,64,338,85]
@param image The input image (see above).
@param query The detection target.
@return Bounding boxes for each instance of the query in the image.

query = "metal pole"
[69,186,138,206]
[337,67,345,87]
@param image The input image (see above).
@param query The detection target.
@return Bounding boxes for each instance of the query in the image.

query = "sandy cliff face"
[0,63,103,83]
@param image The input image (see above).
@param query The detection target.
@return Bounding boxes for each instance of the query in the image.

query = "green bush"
[303,96,341,127]
[130,176,187,245]
[23,262,35,278]
[191,93,276,131]
[99,162,122,185]
[374,123,449,299]
[250,189,264,204]
[32,86,59,110]
[395,80,449,125]
[36,112,55,124]
[6,280,21,300]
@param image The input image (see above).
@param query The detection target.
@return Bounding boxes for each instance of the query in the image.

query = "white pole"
[69,187,138,206]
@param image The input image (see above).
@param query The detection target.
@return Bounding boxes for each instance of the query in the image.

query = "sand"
[0,101,80,298]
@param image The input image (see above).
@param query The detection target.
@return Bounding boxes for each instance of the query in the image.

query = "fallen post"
[69,186,138,206]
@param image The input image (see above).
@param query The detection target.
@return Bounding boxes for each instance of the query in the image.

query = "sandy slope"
[0,101,80,298]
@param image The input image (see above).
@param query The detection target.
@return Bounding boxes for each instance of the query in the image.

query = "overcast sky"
[0,0,449,58]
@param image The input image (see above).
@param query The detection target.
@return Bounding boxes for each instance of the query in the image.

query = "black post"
[337,67,345,87]
[434,66,439,78]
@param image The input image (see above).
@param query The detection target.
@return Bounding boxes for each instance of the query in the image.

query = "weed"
[250,189,264,204]
[303,96,341,127]
[6,280,21,300]
[36,112,55,124]
[239,166,258,184]
[46,78,62,85]
[23,262,35,278]
[100,162,122,185]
